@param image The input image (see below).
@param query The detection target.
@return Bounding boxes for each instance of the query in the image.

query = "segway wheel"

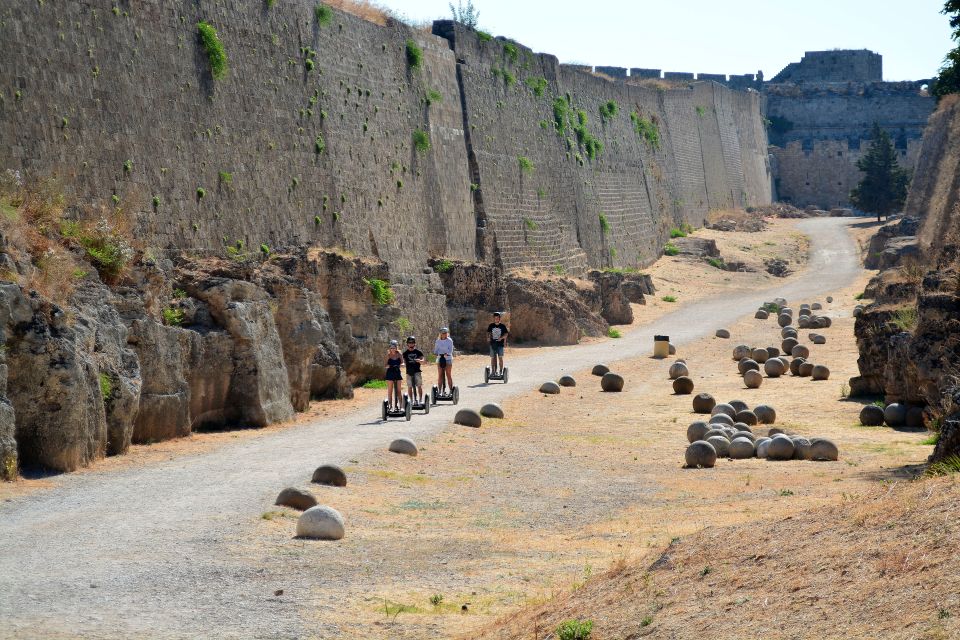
[405,397,412,421]
[381,399,388,421]
[431,386,438,405]
[424,394,430,414]
[452,386,459,405]
[503,367,509,384]
[484,366,490,384]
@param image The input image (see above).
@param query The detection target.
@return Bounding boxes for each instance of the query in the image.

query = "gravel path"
[0,219,861,639]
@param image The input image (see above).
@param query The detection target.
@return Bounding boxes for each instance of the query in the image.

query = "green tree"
[449,0,479,28]
[933,1,960,98]
[849,124,910,221]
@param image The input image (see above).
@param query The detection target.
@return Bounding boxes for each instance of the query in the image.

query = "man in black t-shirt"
[403,336,425,402]
[487,312,508,374]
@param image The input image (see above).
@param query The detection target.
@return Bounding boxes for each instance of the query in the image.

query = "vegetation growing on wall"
[599,100,618,121]
[412,129,431,152]
[405,39,423,70]
[197,21,228,80]
[315,3,333,25]
[630,111,660,150]
[525,76,547,97]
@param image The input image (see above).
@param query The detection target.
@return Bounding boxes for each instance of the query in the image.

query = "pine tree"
[934,0,960,98]
[849,124,911,220]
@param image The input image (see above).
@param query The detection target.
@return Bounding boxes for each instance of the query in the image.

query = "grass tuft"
[315,3,333,25]
[663,243,679,256]
[197,21,228,80]
[891,307,917,332]
[363,379,388,389]
[555,619,593,640]
[518,156,534,173]
[405,38,422,70]
[364,278,394,306]
[662,295,677,303]
[607,327,622,339]
[412,129,431,153]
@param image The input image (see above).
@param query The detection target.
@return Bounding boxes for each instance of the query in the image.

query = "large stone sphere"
[767,434,795,460]
[744,369,763,388]
[312,465,348,487]
[669,362,689,380]
[755,309,770,319]
[669,343,677,355]
[296,505,345,540]
[672,376,694,394]
[826,296,834,303]
[455,408,483,427]
[732,430,756,441]
[751,348,770,364]
[854,305,864,318]
[754,405,777,424]
[707,435,730,457]
[729,437,756,459]
[798,316,812,329]
[884,403,908,427]
[791,345,810,359]
[716,329,731,339]
[812,302,823,310]
[685,441,717,468]
[389,438,419,456]
[789,357,806,376]
[756,437,772,458]
[275,487,319,511]
[798,362,815,377]
[558,375,577,387]
[859,404,885,426]
[711,403,737,418]
[766,346,781,358]
[764,359,786,378]
[781,326,798,339]
[781,338,799,355]
[687,421,710,443]
[810,438,839,461]
[592,364,610,376]
[811,365,831,381]
[480,403,505,418]
[692,393,716,414]
[777,313,792,327]
[708,414,735,427]
[736,409,758,426]
[906,406,925,429]
[811,335,827,345]
[738,358,760,374]
[703,428,729,441]
[540,381,561,394]
[728,400,749,413]
[791,437,813,460]
[601,372,624,392]
[733,345,752,361]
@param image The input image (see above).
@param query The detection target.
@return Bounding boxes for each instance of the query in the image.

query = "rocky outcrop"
[429,260,508,353]
[669,237,720,258]
[864,216,921,270]
[506,275,607,345]
[586,271,634,325]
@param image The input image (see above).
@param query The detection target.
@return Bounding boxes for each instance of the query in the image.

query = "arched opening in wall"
[920,84,930,96]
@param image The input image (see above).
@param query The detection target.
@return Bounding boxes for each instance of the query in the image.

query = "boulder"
[884,403,908,427]
[906,406,926,429]
[729,438,756,459]
[820,316,833,328]
[859,404,886,426]
[455,409,483,427]
[736,410,758,426]
[716,329,731,339]
[601,372,625,392]
[853,305,864,318]
[811,365,831,381]
[540,381,561,395]
[668,362,689,380]
[591,364,610,376]
[764,359,786,378]
[810,439,839,461]
[743,369,763,388]
[789,358,806,376]
[707,435,730,457]
[781,338,799,355]
[389,438,419,456]
[711,403,737,418]
[756,437,772,458]
[798,362,815,377]
[766,434,795,460]
[733,345,752,361]
[708,414,735,427]
[672,376,694,394]
[791,345,810,359]
[275,487,318,511]
[687,421,710,443]
[751,348,770,364]
[296,505,345,540]
[558,375,577,387]
[685,441,717,468]
[755,309,769,320]
[480,403,504,418]
[738,358,760,374]
[311,465,347,487]
[692,393,716,414]
[754,405,777,424]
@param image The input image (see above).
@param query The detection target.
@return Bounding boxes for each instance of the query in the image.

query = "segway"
[484,365,509,384]
[431,355,459,405]
[381,394,412,421]
[410,390,430,415]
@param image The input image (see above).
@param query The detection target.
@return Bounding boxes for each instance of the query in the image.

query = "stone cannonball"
[669,343,677,355]
[826,296,834,303]
[811,365,831,381]
[601,372,625,392]
[711,403,738,418]
[728,400,749,413]
[859,404,885,426]
[732,430,756,442]
[766,346,781,358]
[812,335,827,345]
[798,316,812,329]
[729,437,756,459]
[810,438,839,461]
[673,376,695,394]
[798,362,815,377]
[854,305,864,318]
[781,337,799,355]
[455,408,483,427]
[669,362,689,380]
[754,405,777,424]
[777,313,792,328]
[884,403,908,427]
[764,359,786,378]
[755,309,769,320]
[558,375,577,387]
[708,413,735,427]
[296,505,345,540]
[312,465,348,487]
[812,302,823,310]
[389,438,419,456]
[756,437,772,458]
[738,358,760,375]
[591,364,610,376]
[791,344,811,359]
[480,403,505,418]
[820,316,833,328]
[692,393,717,414]
[791,436,813,460]
[743,370,763,388]
[906,406,926,429]
[540,381,561,395]
[716,329,731,339]
[707,435,730,457]
[789,357,806,376]
[781,326,798,339]
[275,487,319,511]
[780,307,794,317]
[733,345,752,361]
[766,434,796,460]
[736,409,758,426]
[687,421,710,443]
[751,348,770,364]
[685,441,717,468]
[703,428,729,441]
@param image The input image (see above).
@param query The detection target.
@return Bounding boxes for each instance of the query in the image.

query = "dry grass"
[324,0,392,26]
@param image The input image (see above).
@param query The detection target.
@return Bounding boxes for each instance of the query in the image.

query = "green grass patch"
[197,21,228,80]
[663,243,679,256]
[314,3,333,25]
[926,454,960,477]
[669,227,687,238]
[525,76,548,97]
[891,307,917,331]
[412,129,431,153]
[920,433,939,445]
[364,278,395,306]
[405,39,423,70]
[706,257,724,269]
[362,379,388,389]
[425,88,442,105]
[607,327,622,339]
[518,156,534,173]
[553,97,569,134]
[630,111,661,149]
[98,373,113,401]
[502,42,519,64]
[162,307,185,326]
[523,218,537,230]
[556,619,593,640]
[477,30,493,42]
[662,295,677,303]
[598,212,610,234]
[599,100,618,121]
[855,292,865,300]
[434,259,454,273]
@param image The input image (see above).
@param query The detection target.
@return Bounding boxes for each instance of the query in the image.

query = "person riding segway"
[403,336,429,414]
[381,340,411,421]
[484,311,509,384]
[432,327,459,405]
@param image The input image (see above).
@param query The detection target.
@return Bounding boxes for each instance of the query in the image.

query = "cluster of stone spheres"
[684,395,839,468]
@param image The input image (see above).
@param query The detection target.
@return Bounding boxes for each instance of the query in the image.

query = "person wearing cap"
[384,339,403,410]
[487,311,509,375]
[402,336,425,403]
[433,327,455,392]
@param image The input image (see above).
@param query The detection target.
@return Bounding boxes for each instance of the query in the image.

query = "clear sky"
[382,0,953,81]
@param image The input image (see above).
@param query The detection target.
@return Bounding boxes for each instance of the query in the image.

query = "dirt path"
[0,218,862,639]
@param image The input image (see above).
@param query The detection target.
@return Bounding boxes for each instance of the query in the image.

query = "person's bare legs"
[445,362,453,389]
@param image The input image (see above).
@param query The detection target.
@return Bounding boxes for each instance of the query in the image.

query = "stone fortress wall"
[764,50,935,209]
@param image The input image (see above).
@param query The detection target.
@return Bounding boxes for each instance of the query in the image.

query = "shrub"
[413,129,431,153]
[152,195,160,209]
[854,292,865,300]
[502,42,519,64]
[405,39,423,70]
[607,327,621,339]
[123,159,133,173]
[434,259,454,273]
[920,433,940,445]
[395,316,413,333]
[426,88,442,105]
[663,243,679,256]
[197,187,206,199]
[429,594,444,607]
[662,295,677,302]
[315,3,333,25]
[197,21,228,80]
[502,69,516,86]
[669,227,687,238]
[259,243,271,257]
[525,76,548,97]
[364,278,395,306]
[598,212,610,234]
[556,619,593,640]
[630,111,661,149]
[362,379,387,389]
[98,373,113,401]
[599,100,618,121]
[518,156,534,173]
[706,257,724,269]
[477,30,492,42]
[553,96,569,134]
[695,105,705,117]
[891,307,917,331]
[218,171,233,185]
[315,134,325,154]
[523,218,537,230]
[162,307,185,326]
